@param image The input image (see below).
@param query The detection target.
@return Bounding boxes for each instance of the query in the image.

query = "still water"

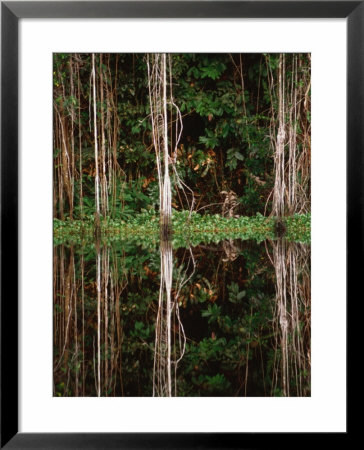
[53,237,310,397]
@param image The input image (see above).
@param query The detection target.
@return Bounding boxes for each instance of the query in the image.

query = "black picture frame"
[1,1,356,448]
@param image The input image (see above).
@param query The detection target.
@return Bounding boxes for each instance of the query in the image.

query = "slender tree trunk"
[76,56,84,219]
[99,54,108,217]
[92,53,101,233]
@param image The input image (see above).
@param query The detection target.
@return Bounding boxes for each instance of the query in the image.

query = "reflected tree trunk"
[152,239,193,397]
[54,243,127,397]
[95,240,101,397]
[153,238,173,396]
[269,239,311,396]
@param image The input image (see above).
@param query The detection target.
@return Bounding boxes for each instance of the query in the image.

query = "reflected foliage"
[54,239,310,397]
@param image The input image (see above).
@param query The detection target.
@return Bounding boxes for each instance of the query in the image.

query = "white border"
[19,19,346,432]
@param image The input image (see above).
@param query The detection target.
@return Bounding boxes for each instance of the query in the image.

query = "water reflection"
[153,238,174,397]
[269,239,311,396]
[54,238,310,397]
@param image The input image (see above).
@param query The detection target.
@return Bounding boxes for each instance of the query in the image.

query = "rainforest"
[53,53,311,397]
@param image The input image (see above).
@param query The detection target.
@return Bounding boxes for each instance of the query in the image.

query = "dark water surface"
[53,238,310,397]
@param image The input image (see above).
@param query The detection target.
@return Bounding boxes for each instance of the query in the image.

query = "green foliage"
[53,53,311,397]
[201,304,221,323]
[226,148,245,171]
[53,53,310,220]
[53,211,310,247]
[228,282,246,304]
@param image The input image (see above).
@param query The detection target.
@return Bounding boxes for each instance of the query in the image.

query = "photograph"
[53,52,311,398]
